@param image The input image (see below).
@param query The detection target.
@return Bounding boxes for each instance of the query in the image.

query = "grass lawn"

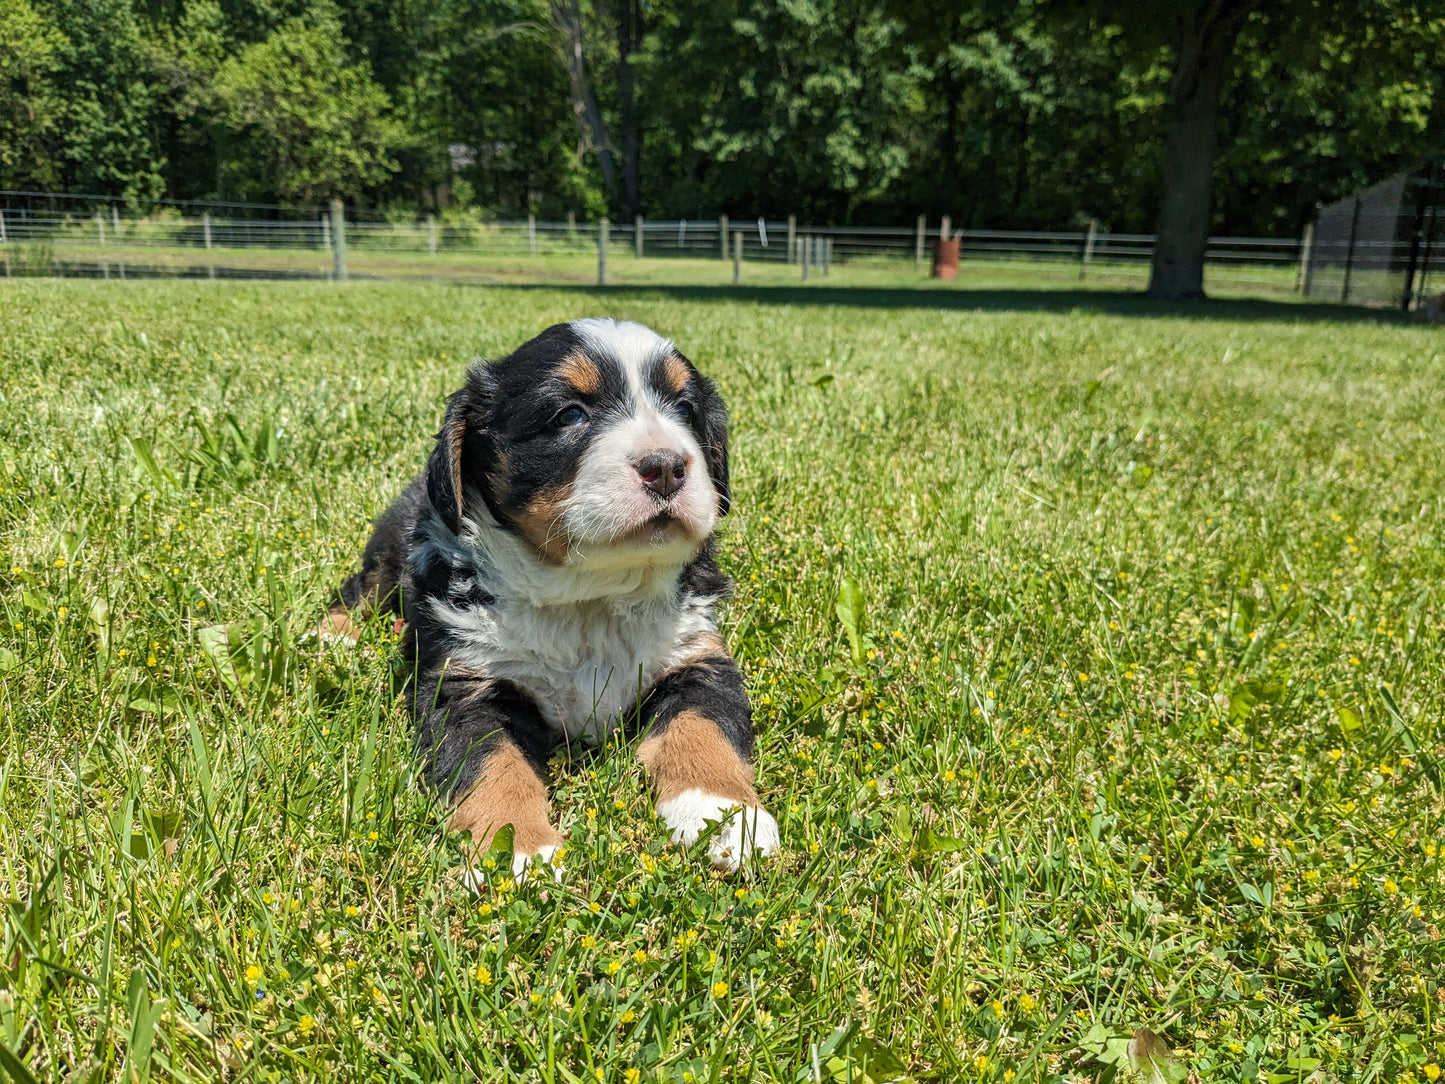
[0,279,1442,1083]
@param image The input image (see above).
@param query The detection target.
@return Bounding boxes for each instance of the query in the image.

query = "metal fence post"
[732,230,742,284]
[915,215,925,270]
[1295,221,1313,293]
[1,208,9,244]
[331,199,348,281]
[427,214,437,256]
[801,235,809,281]
[719,215,728,260]
[1080,218,1098,279]
[940,214,951,248]
[202,212,213,250]
[635,214,644,258]
[598,217,609,285]
[321,214,330,252]
[528,213,537,256]
[787,214,797,263]
[1341,196,1362,304]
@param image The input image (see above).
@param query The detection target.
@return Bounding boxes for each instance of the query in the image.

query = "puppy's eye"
[678,400,699,426]
[552,405,589,428]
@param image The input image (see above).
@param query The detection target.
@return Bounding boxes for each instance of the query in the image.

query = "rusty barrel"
[931,237,960,280]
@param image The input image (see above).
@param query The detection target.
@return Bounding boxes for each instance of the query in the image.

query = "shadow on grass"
[471,282,1416,326]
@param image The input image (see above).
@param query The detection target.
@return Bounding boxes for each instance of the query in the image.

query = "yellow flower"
[588,901,601,914]
[244,965,262,985]
[711,981,729,998]
[1422,1064,1440,1082]
[477,903,493,917]
[943,770,956,782]
[632,949,648,964]
[974,1054,990,1072]
[623,1071,640,1084]
[606,960,622,976]
[368,831,379,842]
[1327,749,1343,761]
[262,892,275,905]
[620,1009,637,1024]
[990,999,1004,1016]
[474,966,492,986]
[580,935,596,949]
[297,1014,315,1035]
[1019,993,1036,1013]
[1383,879,1399,895]
[345,905,358,917]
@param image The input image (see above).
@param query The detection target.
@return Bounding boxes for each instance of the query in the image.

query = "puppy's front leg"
[416,675,563,879]
[638,656,778,871]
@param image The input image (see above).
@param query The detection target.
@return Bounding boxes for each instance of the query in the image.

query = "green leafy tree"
[642,0,927,221]
[37,0,164,200]
[0,0,65,189]
[213,12,404,203]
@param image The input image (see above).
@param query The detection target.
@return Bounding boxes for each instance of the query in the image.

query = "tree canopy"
[2,0,1441,243]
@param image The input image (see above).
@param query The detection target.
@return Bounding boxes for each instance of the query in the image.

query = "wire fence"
[1302,164,1445,310]
[0,191,1309,293]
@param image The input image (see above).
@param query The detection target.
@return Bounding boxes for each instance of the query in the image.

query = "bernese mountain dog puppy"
[325,318,778,877]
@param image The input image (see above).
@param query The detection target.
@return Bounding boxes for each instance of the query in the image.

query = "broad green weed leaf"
[835,578,865,665]
[1127,1029,1187,1084]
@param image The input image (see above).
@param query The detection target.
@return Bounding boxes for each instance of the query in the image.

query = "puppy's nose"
[635,450,687,498]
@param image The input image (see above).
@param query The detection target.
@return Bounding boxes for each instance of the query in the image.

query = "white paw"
[462,844,565,891]
[513,844,565,883]
[656,790,779,871]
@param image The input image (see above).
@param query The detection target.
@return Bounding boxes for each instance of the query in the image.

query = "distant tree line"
[1,0,1441,250]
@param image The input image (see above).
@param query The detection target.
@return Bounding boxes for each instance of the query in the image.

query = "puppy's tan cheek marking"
[638,708,758,808]
[558,352,603,396]
[450,742,562,857]
[513,483,573,563]
[661,354,690,394]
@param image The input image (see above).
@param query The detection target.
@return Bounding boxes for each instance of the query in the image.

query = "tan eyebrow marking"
[557,352,603,395]
[660,354,690,394]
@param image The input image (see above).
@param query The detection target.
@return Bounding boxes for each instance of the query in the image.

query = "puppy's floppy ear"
[697,374,731,516]
[425,365,493,534]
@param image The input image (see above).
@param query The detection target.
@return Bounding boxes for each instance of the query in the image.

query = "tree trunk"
[550,0,618,198]
[1146,0,1256,300]
[617,0,641,218]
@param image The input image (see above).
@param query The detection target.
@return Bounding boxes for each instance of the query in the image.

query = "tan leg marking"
[558,351,603,395]
[637,709,758,808]
[450,742,562,857]
[317,608,361,642]
[660,354,691,394]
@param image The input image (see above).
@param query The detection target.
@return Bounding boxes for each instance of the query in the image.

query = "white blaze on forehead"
[569,318,675,394]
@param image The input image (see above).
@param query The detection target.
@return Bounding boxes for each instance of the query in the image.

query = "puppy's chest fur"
[429,576,718,743]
